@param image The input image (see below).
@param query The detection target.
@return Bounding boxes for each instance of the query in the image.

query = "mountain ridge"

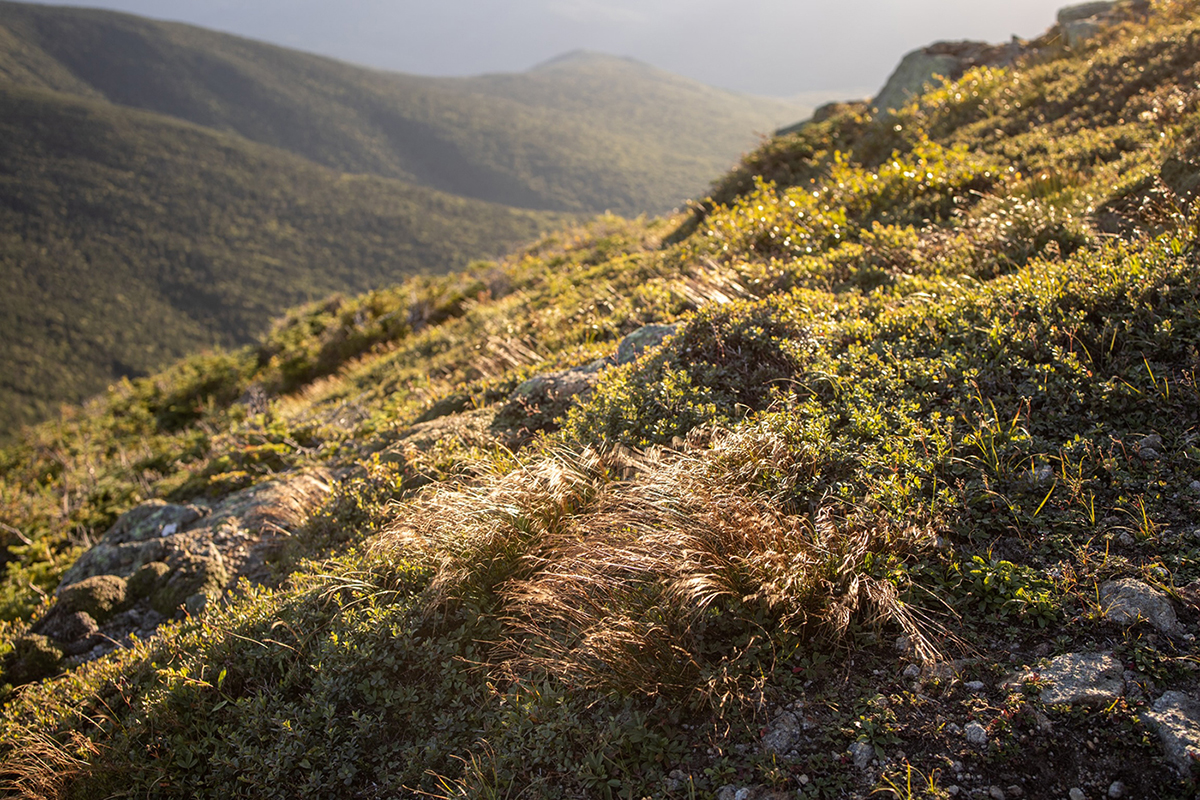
[0,0,800,215]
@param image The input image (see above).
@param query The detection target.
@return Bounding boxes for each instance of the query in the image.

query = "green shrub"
[564,298,813,445]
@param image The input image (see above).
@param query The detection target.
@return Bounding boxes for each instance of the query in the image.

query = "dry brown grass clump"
[375,432,941,702]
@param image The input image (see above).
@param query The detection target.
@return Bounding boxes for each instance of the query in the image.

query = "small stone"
[895,635,912,653]
[850,740,874,770]
[761,711,800,754]
[948,788,961,797]
[616,323,680,365]
[1069,789,1086,800]
[989,786,1006,800]
[946,723,962,735]
[1189,480,1200,494]
[1141,690,1200,774]
[964,721,988,746]
[1117,531,1136,547]
[1107,782,1125,799]
[965,680,986,693]
[1100,578,1181,634]
[1139,448,1161,461]
[1037,652,1126,706]
[1007,786,1024,798]
[903,663,921,679]
[1139,433,1164,451]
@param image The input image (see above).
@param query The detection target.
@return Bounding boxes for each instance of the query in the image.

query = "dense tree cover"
[0,84,562,436]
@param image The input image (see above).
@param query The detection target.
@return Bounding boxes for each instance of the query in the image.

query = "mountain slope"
[6,1,1200,798]
[0,1,799,215]
[0,82,559,435]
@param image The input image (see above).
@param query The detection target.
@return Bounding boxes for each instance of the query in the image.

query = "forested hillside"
[0,1,800,215]
[0,83,560,435]
[3,1,1200,798]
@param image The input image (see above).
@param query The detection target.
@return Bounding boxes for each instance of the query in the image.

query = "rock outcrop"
[14,470,333,677]
[872,39,1027,114]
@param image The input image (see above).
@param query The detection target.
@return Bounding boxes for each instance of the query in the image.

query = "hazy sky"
[22,0,1074,97]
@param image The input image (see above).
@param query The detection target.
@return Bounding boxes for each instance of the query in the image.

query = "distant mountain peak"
[528,49,649,73]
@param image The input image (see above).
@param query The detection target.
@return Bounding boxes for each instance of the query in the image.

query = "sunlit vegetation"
[2,2,1200,797]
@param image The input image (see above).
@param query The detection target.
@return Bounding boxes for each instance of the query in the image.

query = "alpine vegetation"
[3,1,1200,798]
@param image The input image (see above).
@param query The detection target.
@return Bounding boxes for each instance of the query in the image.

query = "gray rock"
[616,323,680,365]
[1037,653,1126,706]
[1057,2,1116,48]
[873,50,961,113]
[903,663,921,679]
[32,608,98,645]
[761,711,801,754]
[1141,690,1200,774]
[872,40,1026,114]
[1138,447,1161,461]
[989,787,1006,800]
[850,740,874,769]
[1057,1,1115,23]
[1190,480,1200,494]
[57,575,128,623]
[510,363,603,404]
[1063,18,1104,47]
[965,680,987,693]
[715,787,761,800]
[1107,781,1126,799]
[1069,789,1086,800]
[1100,578,1180,634]
[964,721,988,746]
[1139,433,1164,451]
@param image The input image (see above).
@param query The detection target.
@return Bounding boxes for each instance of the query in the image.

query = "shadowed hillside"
[0,83,560,435]
[0,2,800,215]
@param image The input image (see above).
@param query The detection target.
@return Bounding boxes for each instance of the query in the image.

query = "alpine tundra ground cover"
[3,2,1200,797]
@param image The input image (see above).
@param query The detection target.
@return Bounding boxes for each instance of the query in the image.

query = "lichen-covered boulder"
[127,561,172,601]
[32,608,98,645]
[616,323,680,365]
[5,634,63,685]
[57,501,207,588]
[57,575,129,623]
[150,549,227,617]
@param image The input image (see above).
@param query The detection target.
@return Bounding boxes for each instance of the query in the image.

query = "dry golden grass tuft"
[376,433,942,701]
[0,729,94,800]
